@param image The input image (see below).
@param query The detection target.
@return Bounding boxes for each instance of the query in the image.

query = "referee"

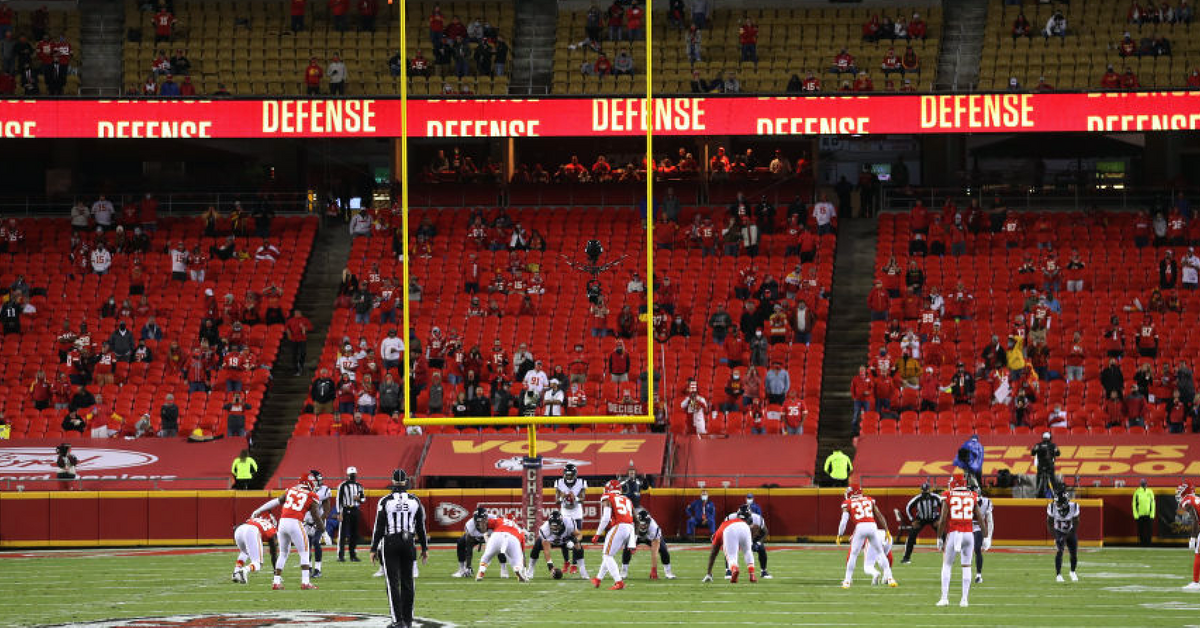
[372,469,427,628]
[901,481,941,563]
[337,466,367,562]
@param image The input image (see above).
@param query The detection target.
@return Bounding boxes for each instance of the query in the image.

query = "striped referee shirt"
[372,491,428,552]
[337,479,365,510]
[906,491,941,522]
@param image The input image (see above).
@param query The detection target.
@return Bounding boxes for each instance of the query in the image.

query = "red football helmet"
[604,479,623,495]
[1178,481,1195,499]
[948,474,967,490]
[845,483,862,499]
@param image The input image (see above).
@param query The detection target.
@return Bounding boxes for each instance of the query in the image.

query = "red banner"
[268,436,424,489]
[0,438,248,490]
[2,92,1199,138]
[420,433,667,478]
[855,434,1200,487]
[670,435,817,487]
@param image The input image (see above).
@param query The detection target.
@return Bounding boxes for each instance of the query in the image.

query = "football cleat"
[475,572,485,581]
[372,567,385,578]
[1056,574,1065,583]
[591,577,601,588]
[900,558,912,565]
[975,574,983,584]
[870,572,881,586]
[959,600,969,608]
[271,583,283,590]
[516,569,529,583]
[749,571,757,584]
[311,569,322,579]
[231,572,241,583]
[762,570,772,579]
[724,568,732,580]
[887,579,898,587]
[569,564,579,574]
[1183,582,1200,591]
[620,566,629,579]
[1069,572,1078,582]
[300,583,317,590]
[451,569,466,578]
[730,566,740,583]
[609,581,625,590]
[701,574,713,583]
[664,571,676,580]
[841,580,852,589]
[936,598,949,607]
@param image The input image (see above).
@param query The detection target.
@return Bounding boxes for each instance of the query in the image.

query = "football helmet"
[472,506,488,529]
[845,483,862,499]
[548,511,565,534]
[563,464,577,482]
[604,479,623,495]
[1178,481,1195,500]
[948,474,967,490]
[737,504,753,522]
[308,470,323,487]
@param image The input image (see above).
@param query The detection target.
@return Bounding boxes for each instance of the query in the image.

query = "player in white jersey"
[1047,489,1080,583]
[862,528,894,585]
[476,516,528,582]
[702,505,759,583]
[837,483,897,588]
[252,472,324,590]
[622,508,675,579]
[936,474,989,607]
[554,463,588,575]
[527,510,588,579]
[302,469,332,578]
[972,493,994,583]
[232,514,279,584]
[724,508,770,579]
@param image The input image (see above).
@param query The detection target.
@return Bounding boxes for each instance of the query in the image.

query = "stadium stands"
[552,5,941,94]
[980,0,1198,91]
[0,213,314,440]
[121,0,513,96]
[862,205,1200,437]
[1,5,82,95]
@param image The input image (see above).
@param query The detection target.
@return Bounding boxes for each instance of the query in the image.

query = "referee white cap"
[347,466,358,475]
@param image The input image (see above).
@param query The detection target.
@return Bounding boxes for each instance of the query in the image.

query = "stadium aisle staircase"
[80,0,125,94]
[510,0,557,95]
[815,218,878,482]
[250,222,353,488]
[935,0,988,91]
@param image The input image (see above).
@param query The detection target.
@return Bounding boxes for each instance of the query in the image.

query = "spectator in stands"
[494,36,509,76]
[62,409,86,435]
[853,72,874,92]
[606,1,625,40]
[0,293,19,334]
[169,49,190,75]
[851,365,873,425]
[764,362,790,405]
[813,194,837,235]
[1126,384,1148,427]
[154,5,176,43]
[1101,64,1121,89]
[831,48,857,75]
[327,54,347,95]
[1119,32,1138,57]
[310,368,336,414]
[881,47,901,77]
[1043,11,1066,40]
[738,16,758,63]
[1122,66,1141,89]
[685,24,702,64]
[685,490,715,538]
[157,394,179,437]
[303,57,324,95]
[720,70,740,93]
[594,52,612,77]
[158,74,179,97]
[290,0,307,32]
[909,12,927,39]
[902,46,920,75]
[285,309,313,376]
[613,49,634,76]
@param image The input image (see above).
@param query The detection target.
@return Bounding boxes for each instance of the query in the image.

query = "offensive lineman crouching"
[622,508,675,580]
[702,505,759,583]
[232,513,280,584]
[528,510,589,579]
[453,507,509,578]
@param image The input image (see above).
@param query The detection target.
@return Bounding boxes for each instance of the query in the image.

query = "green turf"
[0,544,1197,627]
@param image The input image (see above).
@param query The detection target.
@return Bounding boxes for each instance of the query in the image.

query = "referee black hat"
[391,468,409,490]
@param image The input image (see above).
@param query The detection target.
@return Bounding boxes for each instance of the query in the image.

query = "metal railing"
[0,192,312,217]
[879,184,1191,213]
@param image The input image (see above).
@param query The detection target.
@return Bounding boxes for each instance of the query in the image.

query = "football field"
[1,544,1196,627]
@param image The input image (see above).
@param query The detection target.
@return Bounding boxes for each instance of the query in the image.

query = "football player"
[622,508,675,580]
[862,528,894,586]
[1047,488,1080,583]
[476,515,528,582]
[528,510,588,579]
[1178,481,1200,591]
[453,507,509,578]
[232,513,279,584]
[555,463,588,574]
[724,501,771,579]
[972,487,994,584]
[590,479,636,590]
[837,483,897,588]
[935,474,988,607]
[303,469,332,578]
[702,505,759,583]
[251,472,324,590]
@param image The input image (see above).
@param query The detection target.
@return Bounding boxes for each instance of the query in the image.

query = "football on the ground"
[553,568,564,579]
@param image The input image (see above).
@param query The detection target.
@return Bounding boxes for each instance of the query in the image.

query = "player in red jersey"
[1179,482,1200,591]
[591,479,635,590]
[232,513,279,584]
[837,483,897,588]
[702,505,760,583]
[935,474,989,607]
[252,473,324,590]
[475,516,528,582]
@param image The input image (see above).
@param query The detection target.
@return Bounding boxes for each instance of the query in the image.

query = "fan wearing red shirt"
[358,0,378,32]
[290,0,307,32]
[738,17,758,63]
[1100,65,1121,89]
[285,310,313,376]
[851,366,874,423]
[594,53,613,76]
[303,57,323,94]
[328,0,349,31]
[429,8,444,46]
[1121,67,1140,89]
[154,8,176,43]
[783,393,808,435]
[881,47,901,77]
[1189,68,1200,89]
